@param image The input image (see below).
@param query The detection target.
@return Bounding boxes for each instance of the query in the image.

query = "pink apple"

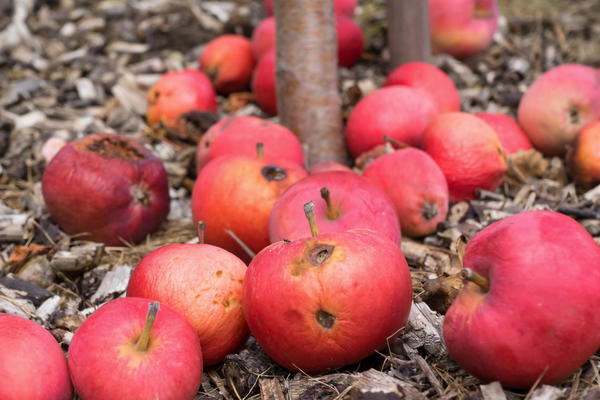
[263,0,357,17]
[517,64,600,156]
[251,17,276,61]
[251,49,277,115]
[475,112,533,154]
[384,62,460,113]
[269,171,401,245]
[429,0,498,59]
[199,34,255,94]
[444,210,600,389]
[362,148,449,237]
[245,205,411,373]
[345,86,440,157]
[0,314,72,400]
[68,297,203,400]
[196,115,304,173]
[127,242,248,366]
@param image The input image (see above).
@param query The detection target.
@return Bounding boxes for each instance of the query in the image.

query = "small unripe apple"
[69,298,203,400]
[0,314,72,400]
[200,35,255,94]
[42,133,170,246]
[147,69,217,132]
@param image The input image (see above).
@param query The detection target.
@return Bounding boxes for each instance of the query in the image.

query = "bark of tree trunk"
[273,0,348,167]
[387,0,431,69]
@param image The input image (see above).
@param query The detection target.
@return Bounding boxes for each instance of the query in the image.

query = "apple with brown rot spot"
[244,201,412,373]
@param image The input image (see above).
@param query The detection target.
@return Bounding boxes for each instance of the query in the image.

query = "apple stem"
[320,187,340,220]
[197,221,206,244]
[256,142,264,160]
[383,135,411,149]
[461,268,490,292]
[304,201,320,237]
[136,301,160,352]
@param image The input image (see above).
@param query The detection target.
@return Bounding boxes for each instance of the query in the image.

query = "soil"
[1,0,600,399]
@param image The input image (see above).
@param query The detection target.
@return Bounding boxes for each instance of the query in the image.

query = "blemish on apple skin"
[216,270,223,277]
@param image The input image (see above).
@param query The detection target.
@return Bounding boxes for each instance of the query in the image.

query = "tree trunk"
[273,0,347,167]
[387,0,431,69]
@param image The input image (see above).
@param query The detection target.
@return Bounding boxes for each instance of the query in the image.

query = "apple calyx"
[132,186,151,206]
[461,268,490,292]
[261,165,287,181]
[197,221,206,244]
[135,301,160,352]
[320,187,341,220]
[304,201,320,237]
[568,105,580,125]
[422,202,439,220]
[316,309,336,329]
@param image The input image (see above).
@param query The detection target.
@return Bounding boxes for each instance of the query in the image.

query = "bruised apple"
[0,314,72,400]
[147,70,217,133]
[192,145,307,262]
[444,211,600,389]
[245,202,412,373]
[68,298,203,400]
[269,171,401,245]
[196,116,304,173]
[127,234,248,366]
[42,133,170,246]
[363,148,449,237]
[200,35,255,94]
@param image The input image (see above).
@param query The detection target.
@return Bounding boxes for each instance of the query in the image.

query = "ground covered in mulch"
[1,0,600,399]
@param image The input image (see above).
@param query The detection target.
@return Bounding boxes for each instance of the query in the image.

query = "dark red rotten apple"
[42,133,170,245]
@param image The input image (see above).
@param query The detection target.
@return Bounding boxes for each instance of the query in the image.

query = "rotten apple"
[269,171,401,245]
[68,298,203,400]
[0,314,72,400]
[362,148,449,237]
[444,210,600,389]
[244,202,412,373]
[42,133,170,246]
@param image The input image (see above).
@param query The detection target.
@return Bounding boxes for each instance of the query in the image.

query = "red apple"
[444,210,600,389]
[196,115,304,173]
[251,15,364,68]
[0,314,72,400]
[566,121,600,189]
[429,0,498,59]
[475,112,533,154]
[423,112,506,201]
[362,148,449,237]
[251,17,276,61]
[42,133,170,246]
[192,147,308,262]
[244,203,412,373]
[517,64,600,156]
[384,62,460,113]
[251,49,277,115]
[199,34,255,94]
[269,171,401,245]
[147,69,217,132]
[345,86,440,157]
[127,239,248,366]
[68,297,203,400]
[263,0,357,16]
[308,160,353,175]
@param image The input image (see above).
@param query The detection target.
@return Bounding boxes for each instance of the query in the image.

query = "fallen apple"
[41,133,170,246]
[127,223,248,366]
[269,171,401,245]
[68,297,203,400]
[566,120,600,189]
[244,201,412,373]
[444,210,600,389]
[362,148,449,237]
[475,112,532,154]
[200,34,255,94]
[251,49,277,115]
[0,314,72,400]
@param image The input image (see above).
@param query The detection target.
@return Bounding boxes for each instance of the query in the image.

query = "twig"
[224,229,256,259]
